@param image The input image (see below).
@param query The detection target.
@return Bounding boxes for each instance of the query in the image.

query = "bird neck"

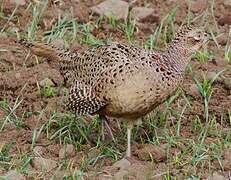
[164,43,192,73]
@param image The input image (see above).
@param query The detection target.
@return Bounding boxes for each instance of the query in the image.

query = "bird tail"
[15,39,60,62]
[15,39,78,85]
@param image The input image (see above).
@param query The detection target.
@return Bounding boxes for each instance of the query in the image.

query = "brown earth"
[0,0,231,179]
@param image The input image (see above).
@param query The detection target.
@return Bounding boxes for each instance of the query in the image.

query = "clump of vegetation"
[40,85,57,98]
[192,49,212,62]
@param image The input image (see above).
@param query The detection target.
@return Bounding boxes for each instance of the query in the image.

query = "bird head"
[172,25,210,53]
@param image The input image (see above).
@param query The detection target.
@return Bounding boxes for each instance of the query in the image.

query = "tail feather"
[16,39,78,85]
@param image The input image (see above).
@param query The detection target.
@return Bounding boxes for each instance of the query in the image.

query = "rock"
[112,158,131,170]
[91,0,129,20]
[33,146,47,156]
[51,39,66,49]
[218,14,231,26]
[223,159,231,171]
[135,144,166,162]
[130,7,158,23]
[209,172,227,180]
[53,170,70,179]
[15,72,21,79]
[223,149,231,170]
[217,33,227,46]
[191,0,207,13]
[114,169,129,179]
[166,0,178,6]
[0,166,5,175]
[188,84,201,97]
[59,144,75,159]
[224,78,231,90]
[223,149,231,161]
[128,163,152,180]
[4,170,25,180]
[10,0,26,6]
[39,78,55,87]
[73,3,90,22]
[33,157,57,172]
[206,71,220,82]
[211,58,229,67]
[224,0,231,8]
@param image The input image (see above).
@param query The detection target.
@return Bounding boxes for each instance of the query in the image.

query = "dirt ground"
[0,0,231,179]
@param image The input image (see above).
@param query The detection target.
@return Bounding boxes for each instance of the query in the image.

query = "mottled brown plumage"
[16,25,209,157]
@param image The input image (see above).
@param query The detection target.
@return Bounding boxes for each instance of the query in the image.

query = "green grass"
[225,47,231,64]
[40,85,57,98]
[0,95,25,132]
[224,23,231,64]
[121,18,136,44]
[193,49,212,63]
[193,70,225,122]
[108,15,118,30]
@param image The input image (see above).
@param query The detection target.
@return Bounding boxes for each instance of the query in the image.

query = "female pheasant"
[16,25,209,157]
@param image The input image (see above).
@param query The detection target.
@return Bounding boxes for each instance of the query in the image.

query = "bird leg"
[100,115,115,142]
[126,122,133,157]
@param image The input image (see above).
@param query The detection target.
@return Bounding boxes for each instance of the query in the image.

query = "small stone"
[33,146,47,156]
[53,170,70,179]
[114,169,129,179]
[39,78,55,87]
[191,0,207,13]
[211,58,229,67]
[59,144,75,159]
[130,7,158,23]
[223,148,231,161]
[51,39,66,49]
[206,71,220,82]
[223,0,231,8]
[34,157,57,172]
[208,172,226,180]
[218,14,231,26]
[112,158,131,170]
[188,84,201,97]
[4,170,26,180]
[91,0,129,20]
[166,0,178,6]
[15,72,21,79]
[135,144,166,162]
[0,166,5,175]
[224,78,231,90]
[223,149,231,170]
[73,3,90,22]
[217,33,228,46]
[223,159,231,171]
[10,0,26,6]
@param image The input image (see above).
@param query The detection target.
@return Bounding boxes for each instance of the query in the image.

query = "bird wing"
[66,80,107,115]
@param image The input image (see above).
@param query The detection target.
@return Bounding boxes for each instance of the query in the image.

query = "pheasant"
[16,25,209,157]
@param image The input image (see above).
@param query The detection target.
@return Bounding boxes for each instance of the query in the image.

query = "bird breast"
[99,70,181,120]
